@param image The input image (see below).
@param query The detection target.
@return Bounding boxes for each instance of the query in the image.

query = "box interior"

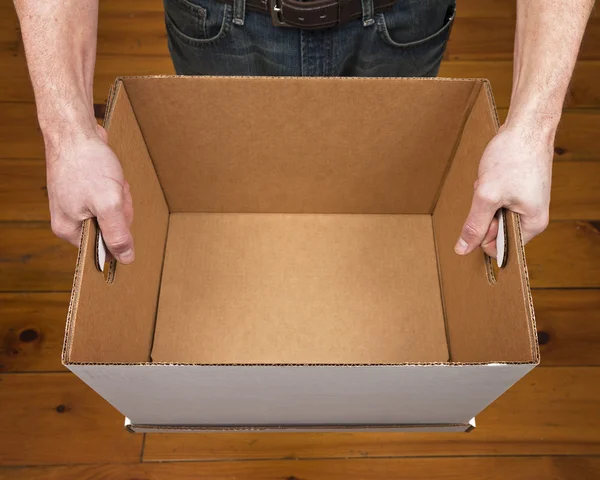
[64,77,537,366]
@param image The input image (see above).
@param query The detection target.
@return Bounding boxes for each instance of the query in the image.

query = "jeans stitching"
[165,5,233,47]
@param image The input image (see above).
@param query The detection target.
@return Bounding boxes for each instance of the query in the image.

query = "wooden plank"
[534,290,600,367]
[0,2,21,53]
[0,222,76,292]
[142,367,600,460]
[0,103,44,159]
[0,159,48,221]
[439,61,600,109]
[447,18,600,61]
[0,293,69,372]
[551,162,600,220]
[0,51,174,104]
[1,457,600,480]
[527,221,600,289]
[96,5,168,57]
[0,373,142,466]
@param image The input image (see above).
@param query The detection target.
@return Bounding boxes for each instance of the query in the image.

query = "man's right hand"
[45,125,135,264]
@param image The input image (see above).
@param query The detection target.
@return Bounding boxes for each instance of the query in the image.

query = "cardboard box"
[63,76,539,433]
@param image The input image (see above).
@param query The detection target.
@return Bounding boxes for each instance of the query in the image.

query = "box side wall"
[65,84,170,363]
[433,86,537,363]
[122,76,477,214]
[68,364,533,426]
[152,213,448,364]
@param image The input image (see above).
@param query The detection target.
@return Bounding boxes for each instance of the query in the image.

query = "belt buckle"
[269,0,290,27]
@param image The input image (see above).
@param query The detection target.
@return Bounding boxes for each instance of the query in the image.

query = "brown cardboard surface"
[433,84,536,363]
[65,84,170,364]
[151,213,448,364]
[122,76,477,215]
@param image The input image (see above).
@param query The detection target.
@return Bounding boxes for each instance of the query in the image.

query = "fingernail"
[454,238,468,255]
[118,248,134,264]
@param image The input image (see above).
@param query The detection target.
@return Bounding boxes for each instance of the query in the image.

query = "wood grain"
[527,221,600,289]
[0,2,21,53]
[0,103,44,159]
[0,223,76,292]
[0,293,69,372]
[534,290,600,367]
[439,61,600,109]
[0,373,143,466]
[551,162,600,220]
[143,367,600,460]
[0,159,47,221]
[1,457,600,480]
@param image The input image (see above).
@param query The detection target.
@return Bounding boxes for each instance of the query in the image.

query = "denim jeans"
[164,0,456,77]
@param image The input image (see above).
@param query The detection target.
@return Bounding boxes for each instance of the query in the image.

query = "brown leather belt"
[219,0,398,29]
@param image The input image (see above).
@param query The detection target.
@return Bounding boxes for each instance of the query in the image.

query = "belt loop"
[360,0,375,26]
[232,0,246,26]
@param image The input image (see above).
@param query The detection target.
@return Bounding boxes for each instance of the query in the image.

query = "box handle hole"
[485,208,508,285]
[94,225,117,284]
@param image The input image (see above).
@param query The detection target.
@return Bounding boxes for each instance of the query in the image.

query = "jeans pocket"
[164,0,233,46]
[377,1,456,48]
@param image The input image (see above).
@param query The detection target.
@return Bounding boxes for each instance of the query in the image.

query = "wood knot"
[537,331,550,345]
[19,328,39,343]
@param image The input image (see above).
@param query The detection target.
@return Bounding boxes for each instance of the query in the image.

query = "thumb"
[455,189,500,255]
[96,202,135,264]
[96,124,108,143]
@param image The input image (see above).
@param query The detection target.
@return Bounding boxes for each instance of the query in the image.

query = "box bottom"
[151,213,449,364]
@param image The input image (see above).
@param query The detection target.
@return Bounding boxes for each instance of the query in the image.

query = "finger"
[520,211,550,246]
[481,216,499,258]
[95,196,135,264]
[51,215,83,247]
[96,124,108,143]
[455,187,501,255]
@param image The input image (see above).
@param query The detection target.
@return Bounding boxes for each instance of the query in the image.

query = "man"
[14,0,594,264]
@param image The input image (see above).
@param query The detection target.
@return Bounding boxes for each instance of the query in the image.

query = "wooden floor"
[1,0,600,478]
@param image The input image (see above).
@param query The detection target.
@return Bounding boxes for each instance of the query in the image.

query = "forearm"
[14,0,99,145]
[506,0,594,141]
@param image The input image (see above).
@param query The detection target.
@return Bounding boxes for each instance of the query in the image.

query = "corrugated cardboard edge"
[124,417,476,433]
[480,80,540,366]
[111,74,492,83]
[61,80,125,365]
[65,360,534,367]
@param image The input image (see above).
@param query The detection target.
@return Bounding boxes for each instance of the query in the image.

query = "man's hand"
[46,125,135,264]
[454,124,553,258]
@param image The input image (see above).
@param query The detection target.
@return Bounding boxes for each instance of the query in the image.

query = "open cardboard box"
[63,77,539,433]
